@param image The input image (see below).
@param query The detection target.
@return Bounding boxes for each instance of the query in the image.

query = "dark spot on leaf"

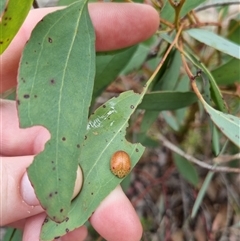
[130,105,134,109]
[77,144,80,148]
[48,37,53,43]
[136,148,139,152]
[50,79,55,84]
[49,193,53,198]
[58,178,61,181]
[84,135,87,140]
[9,17,12,20]
[53,216,56,220]
[0,41,3,44]
[88,182,90,184]
[60,208,63,213]
[55,191,58,194]
[51,161,54,164]
[103,105,106,108]
[66,228,69,233]
[4,17,8,20]
[91,192,93,195]
[4,23,7,26]
[25,62,28,64]
[24,94,30,99]
[62,137,66,141]
[34,95,37,98]
[54,236,60,239]
[65,217,69,222]
[52,167,56,171]
[17,100,20,105]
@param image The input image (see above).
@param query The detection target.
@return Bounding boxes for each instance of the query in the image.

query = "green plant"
[1,0,239,240]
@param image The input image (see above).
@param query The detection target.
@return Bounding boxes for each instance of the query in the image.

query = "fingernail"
[20,172,40,206]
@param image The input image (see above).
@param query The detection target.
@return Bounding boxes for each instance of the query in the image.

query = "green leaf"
[161,0,207,24]
[160,50,182,90]
[187,29,240,59]
[17,1,95,222]
[191,168,215,218]
[121,44,149,75]
[40,91,145,240]
[212,58,240,85]
[228,18,240,44]
[92,46,137,103]
[2,228,23,241]
[204,102,240,147]
[138,91,197,111]
[0,0,32,54]
[173,153,199,187]
[184,52,228,113]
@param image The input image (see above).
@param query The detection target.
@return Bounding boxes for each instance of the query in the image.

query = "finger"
[89,186,142,241]
[0,100,50,156]
[22,213,46,241]
[0,155,83,226]
[1,3,159,93]
[61,226,88,241]
[0,156,43,226]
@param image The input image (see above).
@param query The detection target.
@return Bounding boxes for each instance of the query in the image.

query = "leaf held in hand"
[17,0,95,222]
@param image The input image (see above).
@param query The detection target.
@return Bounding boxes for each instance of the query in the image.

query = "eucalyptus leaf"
[173,153,199,187]
[138,91,197,111]
[212,58,240,85]
[161,0,207,24]
[199,96,240,147]
[184,52,228,113]
[0,0,32,54]
[187,29,240,59]
[191,169,215,218]
[41,91,145,240]
[92,45,137,103]
[2,228,23,241]
[17,1,95,222]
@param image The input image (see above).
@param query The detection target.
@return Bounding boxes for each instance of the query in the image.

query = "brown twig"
[154,132,240,173]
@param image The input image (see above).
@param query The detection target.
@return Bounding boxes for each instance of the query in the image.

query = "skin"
[0,3,159,241]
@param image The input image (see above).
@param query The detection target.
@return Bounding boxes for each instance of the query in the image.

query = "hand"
[0,3,159,241]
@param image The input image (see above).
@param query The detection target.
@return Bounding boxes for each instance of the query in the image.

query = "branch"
[153,132,240,173]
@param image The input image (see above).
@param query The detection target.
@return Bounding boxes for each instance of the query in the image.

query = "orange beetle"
[110,151,131,178]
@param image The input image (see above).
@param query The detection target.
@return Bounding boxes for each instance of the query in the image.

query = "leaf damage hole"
[44,218,48,223]
[136,148,139,152]
[84,135,87,140]
[48,37,53,43]
[66,228,69,233]
[62,137,66,141]
[65,217,69,222]
[130,105,134,109]
[60,208,64,213]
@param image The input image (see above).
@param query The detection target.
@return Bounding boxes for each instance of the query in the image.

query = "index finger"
[1,3,159,93]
